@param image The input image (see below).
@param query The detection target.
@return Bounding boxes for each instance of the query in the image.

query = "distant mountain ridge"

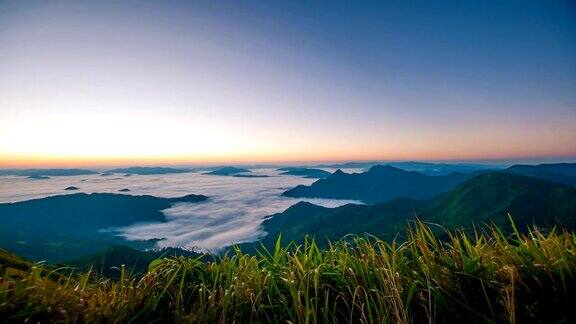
[283,165,476,203]
[278,167,332,178]
[307,161,500,175]
[506,163,576,186]
[252,172,576,249]
[206,166,251,176]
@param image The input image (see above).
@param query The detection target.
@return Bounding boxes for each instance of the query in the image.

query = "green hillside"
[0,193,207,261]
[253,198,424,250]
[425,172,576,230]
[257,172,576,248]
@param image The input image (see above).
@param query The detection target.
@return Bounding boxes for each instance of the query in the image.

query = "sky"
[0,0,575,167]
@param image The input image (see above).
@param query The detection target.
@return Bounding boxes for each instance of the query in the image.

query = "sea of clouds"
[0,169,360,251]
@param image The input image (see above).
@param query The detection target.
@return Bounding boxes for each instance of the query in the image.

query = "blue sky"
[0,0,575,166]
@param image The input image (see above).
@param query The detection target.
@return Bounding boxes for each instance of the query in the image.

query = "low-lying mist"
[0,168,360,251]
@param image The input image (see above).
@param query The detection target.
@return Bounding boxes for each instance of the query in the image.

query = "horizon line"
[1,154,575,169]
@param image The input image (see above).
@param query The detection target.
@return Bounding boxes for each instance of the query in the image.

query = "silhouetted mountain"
[538,163,576,177]
[28,175,50,180]
[232,174,270,178]
[283,165,474,203]
[253,173,576,249]
[0,192,207,261]
[306,161,500,175]
[310,161,383,169]
[278,167,332,179]
[507,163,576,186]
[119,188,131,192]
[0,168,98,177]
[206,166,250,176]
[387,161,499,175]
[106,167,194,175]
[64,186,79,190]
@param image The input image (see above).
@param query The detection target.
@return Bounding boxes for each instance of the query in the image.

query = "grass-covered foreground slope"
[1,223,575,323]
[261,173,576,248]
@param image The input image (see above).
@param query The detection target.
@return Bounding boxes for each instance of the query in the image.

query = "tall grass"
[1,222,575,323]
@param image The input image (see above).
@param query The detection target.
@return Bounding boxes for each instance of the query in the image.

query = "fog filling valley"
[0,169,360,251]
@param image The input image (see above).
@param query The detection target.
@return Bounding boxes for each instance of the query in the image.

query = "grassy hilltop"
[1,222,575,323]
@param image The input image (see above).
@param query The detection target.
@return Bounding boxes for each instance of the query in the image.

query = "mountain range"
[252,172,576,250]
[283,165,477,203]
[307,161,500,175]
[506,163,576,186]
[1,162,575,267]
[283,163,576,204]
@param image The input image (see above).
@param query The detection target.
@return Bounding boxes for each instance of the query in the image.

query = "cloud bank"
[0,168,359,251]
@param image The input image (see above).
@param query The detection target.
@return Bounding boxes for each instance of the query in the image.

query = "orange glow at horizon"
[2,148,575,169]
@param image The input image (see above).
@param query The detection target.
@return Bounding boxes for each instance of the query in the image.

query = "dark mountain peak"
[285,201,325,213]
[333,169,345,176]
[283,163,474,203]
[262,201,328,230]
[292,200,317,207]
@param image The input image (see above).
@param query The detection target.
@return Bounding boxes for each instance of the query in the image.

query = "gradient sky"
[1,0,575,167]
